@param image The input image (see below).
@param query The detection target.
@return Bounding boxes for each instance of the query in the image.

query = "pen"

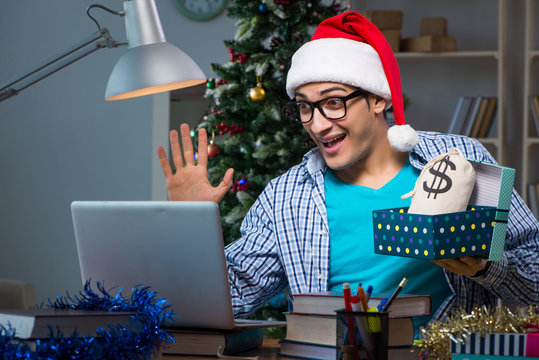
[357,286,369,312]
[365,285,373,302]
[342,283,356,347]
[377,298,387,312]
[381,277,408,313]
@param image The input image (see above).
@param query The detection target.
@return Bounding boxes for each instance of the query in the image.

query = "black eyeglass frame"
[286,89,369,124]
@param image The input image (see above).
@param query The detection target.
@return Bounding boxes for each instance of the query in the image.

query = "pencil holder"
[336,310,388,360]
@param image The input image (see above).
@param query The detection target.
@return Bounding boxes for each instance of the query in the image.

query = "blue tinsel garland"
[0,281,176,360]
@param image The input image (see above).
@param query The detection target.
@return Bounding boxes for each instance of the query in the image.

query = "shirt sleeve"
[224,181,288,318]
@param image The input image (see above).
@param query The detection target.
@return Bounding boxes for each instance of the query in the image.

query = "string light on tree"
[232,178,250,193]
[249,76,266,102]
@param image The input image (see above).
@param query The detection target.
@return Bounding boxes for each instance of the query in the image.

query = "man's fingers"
[197,128,209,168]
[222,168,234,188]
[214,168,235,203]
[180,124,195,166]
[169,130,184,169]
[157,146,173,178]
[432,257,482,276]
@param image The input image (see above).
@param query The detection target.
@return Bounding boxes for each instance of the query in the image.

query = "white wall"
[0,0,235,304]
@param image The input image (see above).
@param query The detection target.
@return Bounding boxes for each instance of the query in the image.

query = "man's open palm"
[157,124,234,203]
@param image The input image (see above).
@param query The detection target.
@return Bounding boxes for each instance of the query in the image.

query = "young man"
[157,11,539,331]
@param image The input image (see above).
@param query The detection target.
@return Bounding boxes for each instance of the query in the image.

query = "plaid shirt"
[225,131,539,320]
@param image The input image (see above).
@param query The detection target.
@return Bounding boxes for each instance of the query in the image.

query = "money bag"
[402,148,476,215]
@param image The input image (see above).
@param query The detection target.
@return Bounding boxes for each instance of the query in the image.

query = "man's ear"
[372,95,387,114]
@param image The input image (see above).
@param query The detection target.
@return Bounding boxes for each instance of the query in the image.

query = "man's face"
[296,82,386,173]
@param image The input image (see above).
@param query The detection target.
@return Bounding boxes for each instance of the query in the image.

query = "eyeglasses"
[285,89,368,124]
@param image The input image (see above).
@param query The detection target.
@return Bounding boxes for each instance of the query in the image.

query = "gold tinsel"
[415,304,539,360]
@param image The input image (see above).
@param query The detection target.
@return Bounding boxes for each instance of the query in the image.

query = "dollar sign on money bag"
[403,148,476,215]
[422,155,455,199]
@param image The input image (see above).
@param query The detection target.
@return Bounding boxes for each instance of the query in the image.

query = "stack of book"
[0,309,276,358]
[448,96,498,138]
[279,292,431,360]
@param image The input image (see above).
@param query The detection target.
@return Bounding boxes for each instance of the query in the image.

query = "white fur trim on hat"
[286,38,391,107]
[387,124,419,152]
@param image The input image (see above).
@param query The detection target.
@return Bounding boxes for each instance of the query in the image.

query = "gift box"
[373,205,496,260]
[373,160,515,261]
[450,332,539,358]
[452,354,539,360]
[467,161,515,261]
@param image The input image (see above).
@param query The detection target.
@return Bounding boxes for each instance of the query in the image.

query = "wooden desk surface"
[161,339,281,360]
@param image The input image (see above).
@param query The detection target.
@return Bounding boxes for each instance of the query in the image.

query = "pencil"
[381,277,407,312]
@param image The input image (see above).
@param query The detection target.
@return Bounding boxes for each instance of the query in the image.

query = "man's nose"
[308,107,333,134]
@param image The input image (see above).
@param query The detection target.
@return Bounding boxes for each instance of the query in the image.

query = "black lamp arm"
[0,3,127,103]
[0,28,126,103]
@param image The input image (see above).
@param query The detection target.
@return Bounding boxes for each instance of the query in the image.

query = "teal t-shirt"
[325,159,452,335]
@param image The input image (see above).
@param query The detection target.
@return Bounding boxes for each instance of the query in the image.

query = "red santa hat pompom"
[286,11,418,152]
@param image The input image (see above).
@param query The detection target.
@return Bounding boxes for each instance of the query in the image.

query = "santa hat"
[286,11,418,152]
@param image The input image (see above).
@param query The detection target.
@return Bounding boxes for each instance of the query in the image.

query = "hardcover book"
[279,339,419,360]
[291,292,431,318]
[0,309,135,339]
[284,312,415,347]
[162,328,264,356]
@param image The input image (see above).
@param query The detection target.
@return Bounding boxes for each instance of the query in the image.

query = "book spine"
[448,96,466,134]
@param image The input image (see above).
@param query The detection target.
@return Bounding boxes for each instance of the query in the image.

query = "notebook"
[71,201,285,330]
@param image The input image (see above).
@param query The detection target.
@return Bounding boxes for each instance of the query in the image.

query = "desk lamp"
[0,0,207,103]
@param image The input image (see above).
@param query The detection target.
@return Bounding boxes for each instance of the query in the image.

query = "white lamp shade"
[105,0,206,101]
[105,42,206,101]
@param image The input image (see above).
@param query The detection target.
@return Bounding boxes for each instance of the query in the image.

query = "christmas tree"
[198,0,347,334]
[202,0,345,244]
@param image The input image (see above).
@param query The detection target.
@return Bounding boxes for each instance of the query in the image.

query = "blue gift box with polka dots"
[373,160,515,260]
[373,206,497,260]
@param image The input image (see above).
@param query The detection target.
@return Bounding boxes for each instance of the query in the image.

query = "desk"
[161,339,281,359]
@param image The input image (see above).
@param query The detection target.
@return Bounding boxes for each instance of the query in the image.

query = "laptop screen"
[71,201,236,329]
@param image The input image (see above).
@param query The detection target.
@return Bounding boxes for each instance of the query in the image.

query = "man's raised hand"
[157,124,234,203]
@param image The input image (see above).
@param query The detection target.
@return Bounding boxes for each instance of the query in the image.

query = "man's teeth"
[323,135,345,145]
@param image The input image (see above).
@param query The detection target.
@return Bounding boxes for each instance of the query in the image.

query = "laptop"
[71,201,285,330]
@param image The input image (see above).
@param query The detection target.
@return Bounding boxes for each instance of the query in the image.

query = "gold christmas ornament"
[249,76,266,101]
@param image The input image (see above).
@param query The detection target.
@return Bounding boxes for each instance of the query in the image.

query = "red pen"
[342,283,356,348]
[343,282,353,312]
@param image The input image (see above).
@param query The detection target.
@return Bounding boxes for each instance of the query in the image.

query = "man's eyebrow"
[294,86,349,99]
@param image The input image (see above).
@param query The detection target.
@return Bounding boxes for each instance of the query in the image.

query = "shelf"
[527,138,539,145]
[396,50,500,60]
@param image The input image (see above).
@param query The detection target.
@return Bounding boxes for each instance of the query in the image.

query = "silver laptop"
[71,201,285,330]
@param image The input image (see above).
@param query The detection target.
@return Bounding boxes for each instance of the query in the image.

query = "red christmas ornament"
[207,131,220,158]
[208,142,220,158]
